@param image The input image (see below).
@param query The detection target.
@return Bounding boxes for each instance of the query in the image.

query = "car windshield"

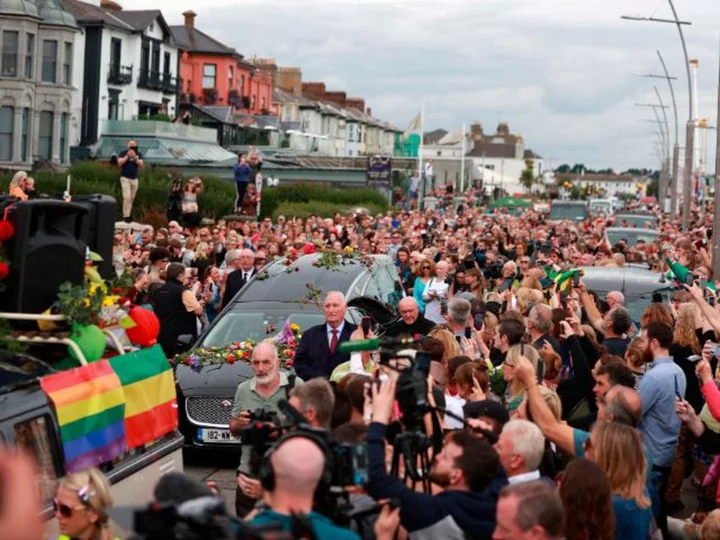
[590,202,612,214]
[550,204,588,221]
[615,215,658,228]
[199,307,328,348]
[623,289,676,323]
[0,351,53,394]
[606,230,659,247]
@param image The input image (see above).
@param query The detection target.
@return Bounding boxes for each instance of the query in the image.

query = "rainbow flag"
[109,345,178,449]
[40,361,127,473]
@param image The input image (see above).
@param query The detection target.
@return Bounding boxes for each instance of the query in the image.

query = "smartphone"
[712,344,720,357]
[710,297,717,307]
[700,278,708,291]
[361,316,371,336]
[688,355,703,363]
[464,327,472,340]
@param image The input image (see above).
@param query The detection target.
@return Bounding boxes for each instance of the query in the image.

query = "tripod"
[389,430,433,493]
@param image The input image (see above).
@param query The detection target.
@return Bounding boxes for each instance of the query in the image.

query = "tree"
[556,164,571,174]
[570,164,586,174]
[646,177,659,198]
[521,159,535,193]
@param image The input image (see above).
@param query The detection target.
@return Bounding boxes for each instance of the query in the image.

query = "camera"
[483,262,503,281]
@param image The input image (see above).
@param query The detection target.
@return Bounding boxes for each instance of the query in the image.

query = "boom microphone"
[337,335,419,353]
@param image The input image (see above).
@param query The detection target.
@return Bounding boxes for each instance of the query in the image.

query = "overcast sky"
[118,0,720,171]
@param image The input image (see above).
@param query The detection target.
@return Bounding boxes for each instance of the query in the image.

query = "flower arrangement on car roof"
[172,321,301,372]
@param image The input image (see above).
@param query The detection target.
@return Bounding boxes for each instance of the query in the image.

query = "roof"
[467,141,518,159]
[114,9,170,37]
[523,149,542,160]
[576,174,637,183]
[95,136,237,166]
[64,0,129,28]
[423,129,447,144]
[169,25,238,56]
[0,0,39,18]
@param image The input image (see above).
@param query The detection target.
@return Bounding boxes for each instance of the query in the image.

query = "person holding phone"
[117,139,144,223]
[422,260,450,325]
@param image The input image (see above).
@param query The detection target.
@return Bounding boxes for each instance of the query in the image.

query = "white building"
[0,0,80,168]
[65,0,179,146]
[569,174,643,197]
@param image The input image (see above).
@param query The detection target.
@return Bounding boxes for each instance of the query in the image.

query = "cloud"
[117,0,720,170]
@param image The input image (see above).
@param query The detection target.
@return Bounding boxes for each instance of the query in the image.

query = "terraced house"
[0,0,79,168]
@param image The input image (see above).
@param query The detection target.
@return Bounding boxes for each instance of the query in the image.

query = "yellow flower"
[291,323,300,332]
[343,246,354,254]
[103,295,121,307]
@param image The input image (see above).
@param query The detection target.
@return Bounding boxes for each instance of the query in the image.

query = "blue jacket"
[366,422,507,539]
[613,495,651,540]
[249,509,360,540]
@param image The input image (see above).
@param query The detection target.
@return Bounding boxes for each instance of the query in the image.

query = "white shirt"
[423,278,449,325]
[507,470,541,485]
[327,321,346,348]
[444,393,466,430]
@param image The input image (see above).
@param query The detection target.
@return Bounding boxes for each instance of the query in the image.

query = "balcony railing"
[137,68,162,90]
[107,64,132,86]
[162,73,179,94]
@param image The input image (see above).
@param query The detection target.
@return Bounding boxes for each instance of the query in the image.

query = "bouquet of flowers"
[171,321,302,372]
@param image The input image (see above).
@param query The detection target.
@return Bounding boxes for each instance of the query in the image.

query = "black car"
[580,266,676,324]
[177,253,403,449]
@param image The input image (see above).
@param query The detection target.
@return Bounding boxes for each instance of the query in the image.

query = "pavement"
[184,449,240,515]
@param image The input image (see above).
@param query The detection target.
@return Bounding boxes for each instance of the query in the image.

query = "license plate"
[197,428,241,444]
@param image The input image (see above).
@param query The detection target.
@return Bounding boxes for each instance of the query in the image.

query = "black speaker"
[73,195,117,279]
[0,200,89,314]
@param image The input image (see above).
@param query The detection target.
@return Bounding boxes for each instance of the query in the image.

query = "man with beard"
[229,342,302,517]
[638,321,686,535]
[365,377,507,538]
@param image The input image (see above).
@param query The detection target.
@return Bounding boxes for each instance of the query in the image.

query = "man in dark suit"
[221,248,257,310]
[294,291,357,380]
[385,297,435,338]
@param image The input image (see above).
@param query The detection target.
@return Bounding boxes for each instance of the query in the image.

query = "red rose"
[0,262,9,280]
[302,243,315,255]
[0,220,13,242]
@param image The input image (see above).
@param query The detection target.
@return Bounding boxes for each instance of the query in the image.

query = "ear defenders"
[258,430,333,496]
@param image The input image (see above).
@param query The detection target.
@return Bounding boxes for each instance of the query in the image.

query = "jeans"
[120,176,139,219]
[652,464,671,538]
[235,182,248,212]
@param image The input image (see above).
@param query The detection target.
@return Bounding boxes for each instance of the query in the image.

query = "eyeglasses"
[53,498,83,518]
[422,266,431,270]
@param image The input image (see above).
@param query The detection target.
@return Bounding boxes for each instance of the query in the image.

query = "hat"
[463,400,510,427]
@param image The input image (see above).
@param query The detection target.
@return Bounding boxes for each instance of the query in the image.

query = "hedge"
[0,161,389,222]
[272,201,386,221]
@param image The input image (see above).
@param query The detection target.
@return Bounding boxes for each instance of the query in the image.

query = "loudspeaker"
[73,195,117,279]
[0,200,88,314]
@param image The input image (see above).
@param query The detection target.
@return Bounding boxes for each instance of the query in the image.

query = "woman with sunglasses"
[412,258,434,315]
[54,468,115,540]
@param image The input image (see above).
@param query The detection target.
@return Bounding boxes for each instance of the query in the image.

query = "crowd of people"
[9,161,720,539]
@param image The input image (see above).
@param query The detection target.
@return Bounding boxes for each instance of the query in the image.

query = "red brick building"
[170,11,272,115]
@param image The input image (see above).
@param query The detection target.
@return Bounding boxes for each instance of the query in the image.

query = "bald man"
[294,291,357,380]
[385,297,436,338]
[248,436,361,539]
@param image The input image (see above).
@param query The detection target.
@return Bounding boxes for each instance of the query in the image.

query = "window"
[38,111,53,159]
[62,42,71,84]
[163,51,170,75]
[21,107,29,161]
[261,97,266,110]
[0,106,13,161]
[41,40,57,83]
[108,89,120,120]
[228,65,233,89]
[1,31,18,76]
[202,64,216,88]
[13,416,61,505]
[25,33,34,78]
[59,113,68,162]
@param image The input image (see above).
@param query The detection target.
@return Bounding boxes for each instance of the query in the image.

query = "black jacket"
[221,268,256,309]
[384,316,436,338]
[294,322,357,380]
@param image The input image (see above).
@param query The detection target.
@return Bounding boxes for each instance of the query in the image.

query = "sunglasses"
[422,266,431,270]
[53,498,83,518]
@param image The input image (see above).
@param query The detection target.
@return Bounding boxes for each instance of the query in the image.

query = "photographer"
[365,377,507,538]
[229,342,302,517]
[117,139,144,223]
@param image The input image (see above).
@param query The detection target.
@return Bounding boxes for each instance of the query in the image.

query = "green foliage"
[646,178,659,198]
[56,282,103,328]
[261,184,387,219]
[271,200,385,220]
[0,162,389,223]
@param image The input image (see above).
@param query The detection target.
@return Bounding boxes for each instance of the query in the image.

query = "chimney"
[183,10,197,29]
[100,0,123,11]
[302,82,326,99]
[346,98,365,112]
[278,67,302,95]
[366,107,372,117]
[324,91,347,107]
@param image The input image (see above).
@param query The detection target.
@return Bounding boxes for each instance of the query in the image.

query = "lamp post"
[622,0,694,230]
[713,40,720,279]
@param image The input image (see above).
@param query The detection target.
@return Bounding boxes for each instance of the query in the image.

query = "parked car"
[605,227,659,248]
[176,253,403,449]
[0,348,184,534]
[580,266,676,324]
[589,198,614,216]
[549,201,589,222]
[613,213,659,229]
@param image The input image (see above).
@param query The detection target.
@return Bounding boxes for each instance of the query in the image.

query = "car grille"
[186,396,234,426]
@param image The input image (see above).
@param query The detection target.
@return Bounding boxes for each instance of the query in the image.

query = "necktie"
[243,272,248,283]
[330,329,338,354]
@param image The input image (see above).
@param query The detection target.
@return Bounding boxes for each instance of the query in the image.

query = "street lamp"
[621,1,694,230]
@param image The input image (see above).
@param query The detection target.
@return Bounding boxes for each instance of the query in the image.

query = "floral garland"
[172,322,302,372]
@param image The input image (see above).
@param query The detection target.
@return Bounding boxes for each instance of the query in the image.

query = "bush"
[271,201,385,220]
[0,162,389,224]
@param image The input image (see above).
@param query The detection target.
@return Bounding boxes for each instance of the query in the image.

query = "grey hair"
[528,304,553,334]
[225,249,241,265]
[449,297,471,326]
[502,419,546,471]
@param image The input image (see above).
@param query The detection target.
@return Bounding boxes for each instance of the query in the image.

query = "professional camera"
[247,408,279,423]
[483,262,503,281]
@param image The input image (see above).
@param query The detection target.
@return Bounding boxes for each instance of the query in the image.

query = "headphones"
[258,430,334,497]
